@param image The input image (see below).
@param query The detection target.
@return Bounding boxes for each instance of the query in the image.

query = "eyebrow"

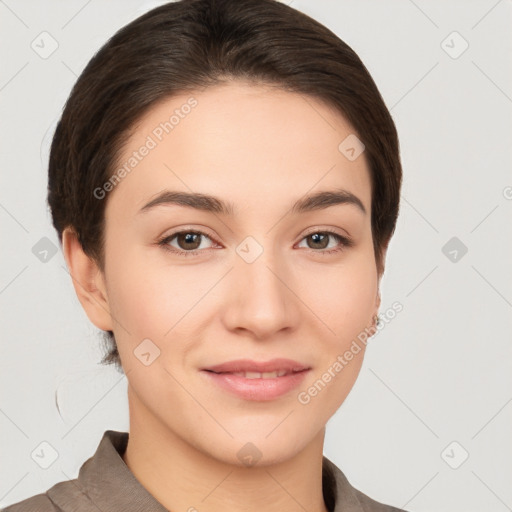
[138,188,366,216]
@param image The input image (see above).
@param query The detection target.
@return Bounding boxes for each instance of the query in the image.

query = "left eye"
[297,231,350,252]
[157,229,352,256]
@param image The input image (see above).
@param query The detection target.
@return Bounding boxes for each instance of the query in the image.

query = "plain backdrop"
[1,1,511,511]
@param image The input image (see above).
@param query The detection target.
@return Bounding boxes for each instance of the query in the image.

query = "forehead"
[106,81,372,220]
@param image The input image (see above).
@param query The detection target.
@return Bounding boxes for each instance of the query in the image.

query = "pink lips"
[202,358,310,374]
[201,358,311,401]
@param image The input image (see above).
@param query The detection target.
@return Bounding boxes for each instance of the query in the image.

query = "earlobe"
[374,244,387,316]
[62,227,113,332]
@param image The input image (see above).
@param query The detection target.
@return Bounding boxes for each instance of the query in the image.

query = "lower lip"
[201,370,310,401]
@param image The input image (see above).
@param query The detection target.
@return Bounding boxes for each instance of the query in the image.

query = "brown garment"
[2,430,408,512]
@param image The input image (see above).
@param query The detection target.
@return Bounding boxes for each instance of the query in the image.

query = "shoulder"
[1,477,92,512]
[1,493,58,512]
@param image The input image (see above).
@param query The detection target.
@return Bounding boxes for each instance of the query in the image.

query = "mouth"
[200,368,311,401]
[203,369,305,379]
[201,358,311,375]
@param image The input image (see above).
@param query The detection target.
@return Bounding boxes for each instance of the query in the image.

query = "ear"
[373,243,388,319]
[373,289,381,317]
[62,227,113,331]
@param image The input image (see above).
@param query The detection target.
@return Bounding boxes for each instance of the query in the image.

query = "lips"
[202,358,310,376]
[201,363,311,401]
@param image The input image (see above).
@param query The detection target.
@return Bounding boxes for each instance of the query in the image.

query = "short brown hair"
[48,0,402,372]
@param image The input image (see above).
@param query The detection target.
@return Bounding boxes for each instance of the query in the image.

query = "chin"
[206,430,311,468]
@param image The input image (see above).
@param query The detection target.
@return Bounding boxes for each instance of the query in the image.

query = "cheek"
[295,254,377,406]
[104,245,225,362]
[106,257,198,337]
[296,256,378,337]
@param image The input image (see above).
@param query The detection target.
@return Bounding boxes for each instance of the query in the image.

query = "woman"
[2,0,406,510]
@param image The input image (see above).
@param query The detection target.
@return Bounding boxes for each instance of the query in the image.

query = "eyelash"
[156,228,354,258]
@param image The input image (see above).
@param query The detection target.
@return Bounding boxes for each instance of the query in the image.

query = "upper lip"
[202,358,310,374]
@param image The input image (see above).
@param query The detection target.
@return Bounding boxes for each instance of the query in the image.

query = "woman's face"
[100,81,381,465]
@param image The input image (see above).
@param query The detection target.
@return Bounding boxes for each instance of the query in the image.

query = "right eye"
[157,230,219,257]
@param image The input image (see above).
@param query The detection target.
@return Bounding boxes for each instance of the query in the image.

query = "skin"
[63,81,386,512]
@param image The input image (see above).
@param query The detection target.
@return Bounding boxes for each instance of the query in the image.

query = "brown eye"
[297,230,354,255]
[306,232,330,250]
[158,230,216,256]
[175,232,202,250]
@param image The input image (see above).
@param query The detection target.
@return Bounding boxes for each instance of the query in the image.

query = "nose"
[221,249,301,339]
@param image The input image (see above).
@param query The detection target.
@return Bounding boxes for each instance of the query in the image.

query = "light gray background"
[1,0,511,510]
